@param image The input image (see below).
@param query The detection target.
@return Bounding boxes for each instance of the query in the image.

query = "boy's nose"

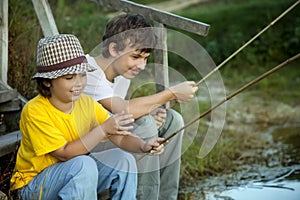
[74,74,86,86]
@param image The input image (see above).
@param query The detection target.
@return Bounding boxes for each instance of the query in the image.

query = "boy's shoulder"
[77,93,98,106]
[22,95,49,115]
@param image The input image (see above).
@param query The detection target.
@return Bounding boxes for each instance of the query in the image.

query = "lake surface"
[181,124,300,199]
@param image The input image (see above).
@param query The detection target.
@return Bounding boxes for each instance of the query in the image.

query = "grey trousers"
[92,109,184,200]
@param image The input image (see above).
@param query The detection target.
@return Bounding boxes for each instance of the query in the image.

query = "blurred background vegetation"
[7,0,300,188]
[8,0,299,100]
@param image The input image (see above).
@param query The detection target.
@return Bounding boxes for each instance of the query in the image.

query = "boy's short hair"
[102,14,157,58]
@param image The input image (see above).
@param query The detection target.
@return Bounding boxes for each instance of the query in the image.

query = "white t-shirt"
[84,54,131,101]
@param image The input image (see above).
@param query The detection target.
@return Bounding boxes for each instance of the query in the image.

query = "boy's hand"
[101,112,134,136]
[150,107,167,128]
[142,137,166,155]
[168,81,198,103]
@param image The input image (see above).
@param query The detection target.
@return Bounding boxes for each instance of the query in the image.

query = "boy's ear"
[43,80,51,88]
[108,42,118,57]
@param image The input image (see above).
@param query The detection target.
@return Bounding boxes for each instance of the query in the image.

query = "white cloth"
[84,54,131,101]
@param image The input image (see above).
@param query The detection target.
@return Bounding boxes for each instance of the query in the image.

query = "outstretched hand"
[101,112,134,137]
[168,81,198,103]
[150,107,167,128]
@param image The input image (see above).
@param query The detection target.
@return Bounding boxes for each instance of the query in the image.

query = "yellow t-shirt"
[10,94,110,190]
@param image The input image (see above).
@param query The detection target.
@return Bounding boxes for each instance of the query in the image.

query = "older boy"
[84,14,198,200]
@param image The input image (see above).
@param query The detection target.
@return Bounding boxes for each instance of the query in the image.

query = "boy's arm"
[100,81,198,119]
[100,89,173,119]
[50,125,107,161]
[109,134,165,154]
[50,113,134,161]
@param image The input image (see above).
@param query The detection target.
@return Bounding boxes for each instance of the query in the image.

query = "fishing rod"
[196,0,300,86]
[139,53,300,160]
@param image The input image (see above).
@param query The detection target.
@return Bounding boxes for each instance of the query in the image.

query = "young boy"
[10,34,164,200]
[84,14,198,199]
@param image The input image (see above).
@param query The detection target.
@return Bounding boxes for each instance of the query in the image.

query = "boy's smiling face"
[110,46,150,80]
[48,72,87,112]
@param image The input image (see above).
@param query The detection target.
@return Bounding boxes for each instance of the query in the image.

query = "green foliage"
[51,0,109,52]
[131,0,170,5]
[174,0,299,69]
[180,126,269,180]
[8,0,41,99]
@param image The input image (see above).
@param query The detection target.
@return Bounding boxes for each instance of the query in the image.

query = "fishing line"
[138,53,300,160]
[196,0,300,86]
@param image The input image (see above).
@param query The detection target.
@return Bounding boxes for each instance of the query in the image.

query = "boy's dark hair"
[102,14,157,58]
[36,78,52,98]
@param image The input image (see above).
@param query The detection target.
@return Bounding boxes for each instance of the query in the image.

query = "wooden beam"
[94,0,210,36]
[0,98,21,112]
[0,0,8,84]
[0,89,18,103]
[154,23,170,108]
[0,130,21,157]
[31,0,59,37]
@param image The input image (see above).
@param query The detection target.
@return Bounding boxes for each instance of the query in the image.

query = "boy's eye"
[132,55,140,59]
[79,72,87,77]
[65,75,74,80]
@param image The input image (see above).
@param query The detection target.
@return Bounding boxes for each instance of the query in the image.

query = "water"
[213,181,300,200]
[210,167,300,200]
[183,124,300,199]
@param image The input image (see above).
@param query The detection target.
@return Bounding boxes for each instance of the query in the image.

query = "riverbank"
[178,88,300,199]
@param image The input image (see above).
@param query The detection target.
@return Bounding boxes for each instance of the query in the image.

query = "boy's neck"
[94,55,117,83]
[48,97,74,114]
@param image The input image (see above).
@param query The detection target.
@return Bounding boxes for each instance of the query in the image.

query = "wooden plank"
[0,89,18,103]
[31,0,59,37]
[0,0,8,84]
[0,98,21,112]
[154,23,170,108]
[0,130,21,157]
[93,0,210,36]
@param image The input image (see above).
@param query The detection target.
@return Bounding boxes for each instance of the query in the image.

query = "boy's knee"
[118,150,137,173]
[132,115,158,139]
[70,155,98,178]
[99,148,137,173]
[168,109,184,128]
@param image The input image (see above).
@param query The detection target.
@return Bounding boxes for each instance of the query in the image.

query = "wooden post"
[31,0,59,37]
[0,0,8,84]
[154,22,170,108]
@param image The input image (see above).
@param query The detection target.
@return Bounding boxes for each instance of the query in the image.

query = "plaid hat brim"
[32,62,97,79]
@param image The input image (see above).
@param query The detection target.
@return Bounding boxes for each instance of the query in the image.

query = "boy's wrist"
[141,142,149,153]
[165,88,177,100]
[98,125,109,139]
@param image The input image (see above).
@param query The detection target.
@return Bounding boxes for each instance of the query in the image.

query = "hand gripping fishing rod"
[139,53,300,160]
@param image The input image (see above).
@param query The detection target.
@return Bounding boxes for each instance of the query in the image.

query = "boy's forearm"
[110,135,146,153]
[128,89,175,118]
[100,89,175,119]
[51,126,107,161]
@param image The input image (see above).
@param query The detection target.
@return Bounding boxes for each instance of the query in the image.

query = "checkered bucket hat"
[33,34,96,79]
